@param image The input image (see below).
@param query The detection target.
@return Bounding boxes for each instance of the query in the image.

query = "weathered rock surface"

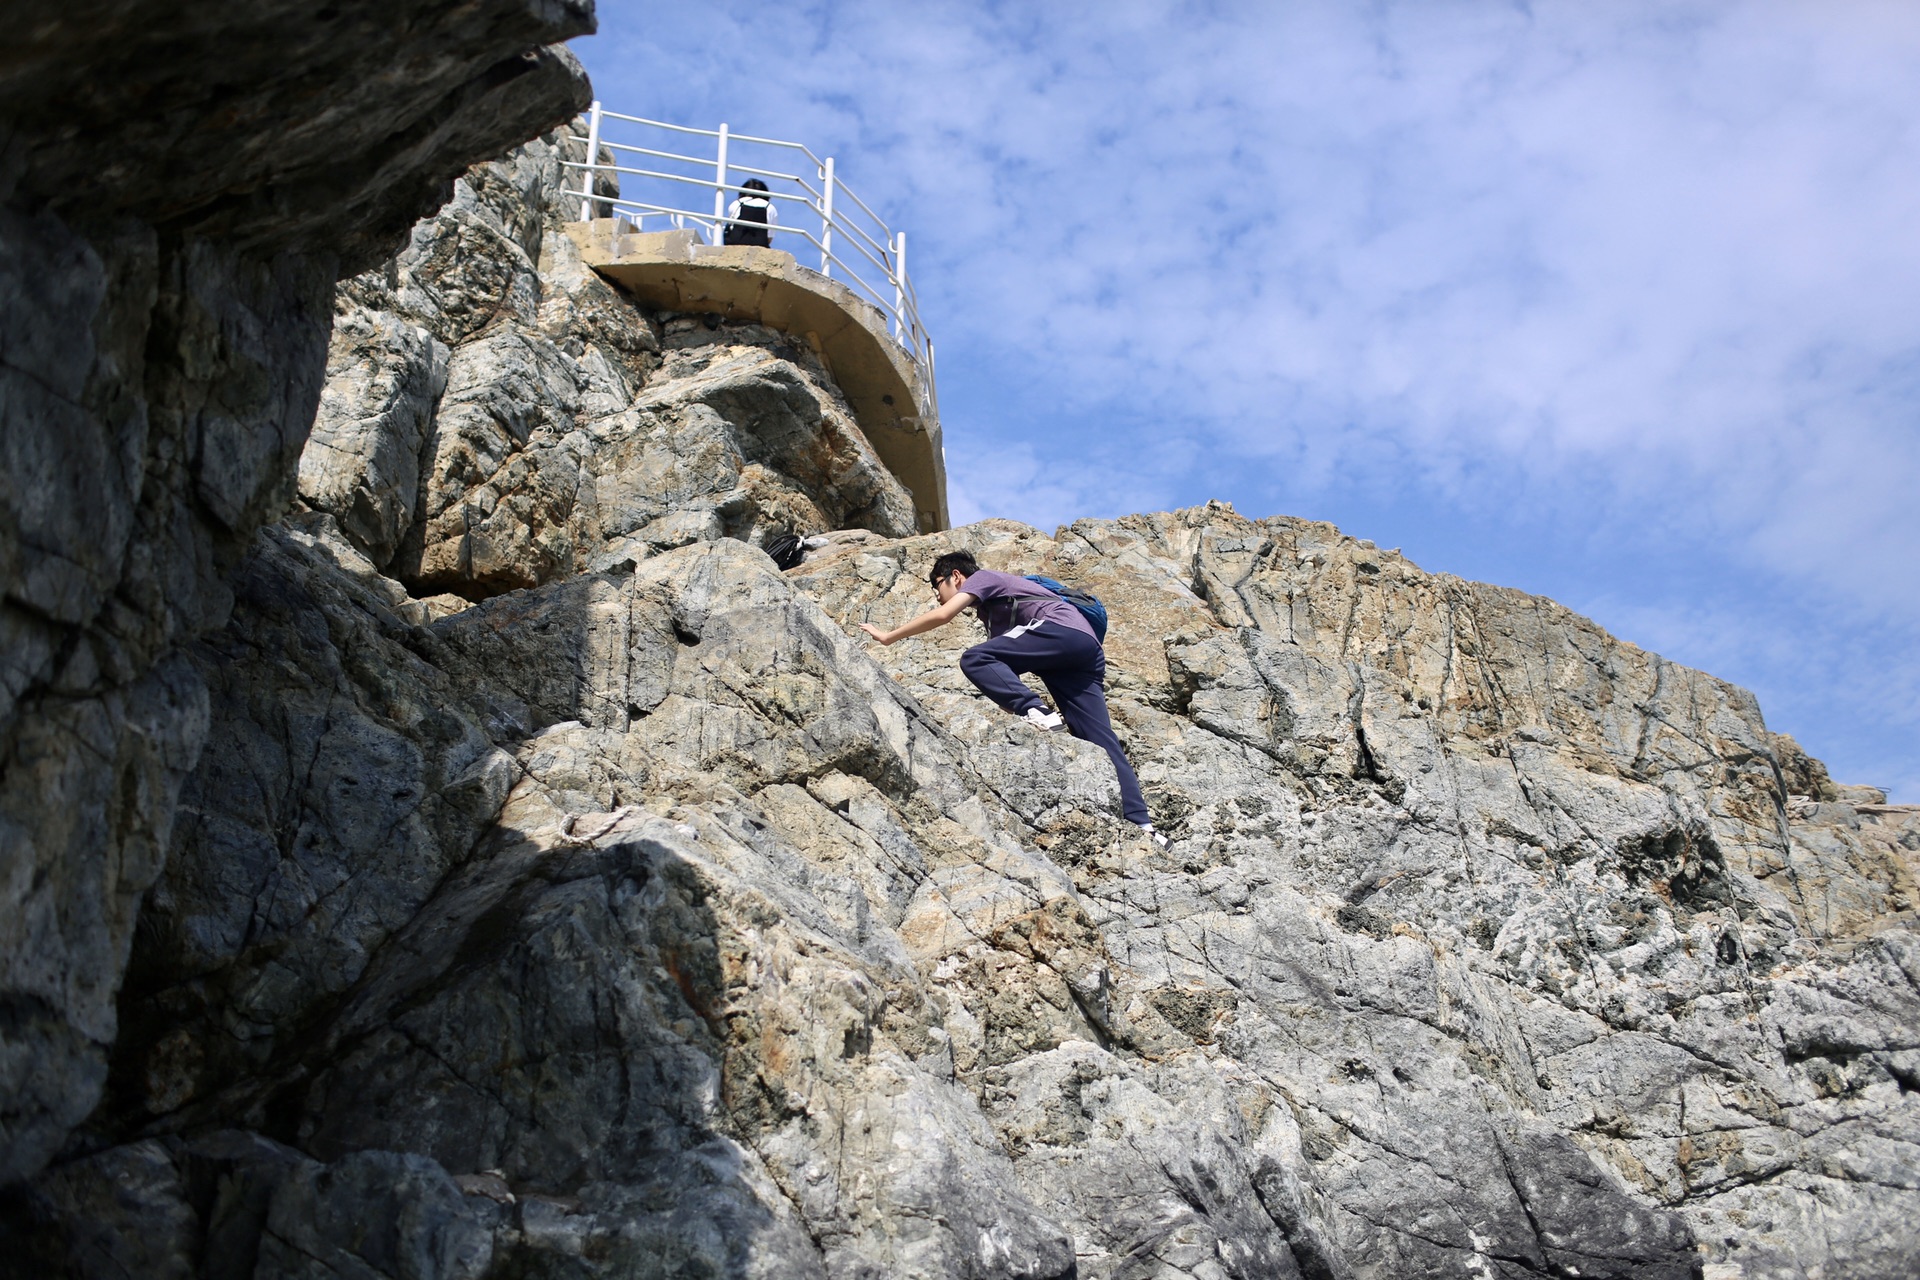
[33,493,1914,1279]
[794,514,1920,1280]
[8,29,1919,1280]
[0,0,592,1192]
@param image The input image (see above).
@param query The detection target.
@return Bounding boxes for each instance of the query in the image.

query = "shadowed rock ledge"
[4,12,1918,1280]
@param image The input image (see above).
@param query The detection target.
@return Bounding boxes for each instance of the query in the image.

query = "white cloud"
[585,0,1920,795]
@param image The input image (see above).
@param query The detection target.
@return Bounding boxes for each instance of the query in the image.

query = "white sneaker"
[1024,707,1065,731]
[1140,823,1169,848]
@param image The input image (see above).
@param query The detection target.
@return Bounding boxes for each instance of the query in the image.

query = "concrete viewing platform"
[566,221,949,533]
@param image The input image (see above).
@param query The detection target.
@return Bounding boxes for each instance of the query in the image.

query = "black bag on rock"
[762,532,806,571]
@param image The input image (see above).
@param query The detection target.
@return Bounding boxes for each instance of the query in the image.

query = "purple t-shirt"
[960,570,1097,640]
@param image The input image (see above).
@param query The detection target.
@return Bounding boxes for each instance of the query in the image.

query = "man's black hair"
[929,550,978,588]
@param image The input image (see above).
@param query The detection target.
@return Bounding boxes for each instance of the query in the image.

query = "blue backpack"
[1025,575,1109,642]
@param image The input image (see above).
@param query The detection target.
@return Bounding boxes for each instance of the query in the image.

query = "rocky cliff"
[0,0,595,1193]
[5,17,1918,1280]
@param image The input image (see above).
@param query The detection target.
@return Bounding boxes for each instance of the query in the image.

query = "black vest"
[725,195,772,247]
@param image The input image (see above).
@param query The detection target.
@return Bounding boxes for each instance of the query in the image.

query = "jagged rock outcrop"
[298,135,918,605]
[8,42,1919,1280]
[0,0,593,1191]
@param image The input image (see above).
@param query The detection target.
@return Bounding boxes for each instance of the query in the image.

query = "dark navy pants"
[958,623,1150,825]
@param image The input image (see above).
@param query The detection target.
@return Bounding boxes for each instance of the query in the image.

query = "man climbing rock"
[860,550,1161,842]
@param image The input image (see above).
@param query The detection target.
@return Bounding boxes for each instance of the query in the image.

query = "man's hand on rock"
[862,590,970,647]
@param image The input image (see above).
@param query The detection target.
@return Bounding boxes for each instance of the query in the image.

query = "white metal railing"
[566,103,938,420]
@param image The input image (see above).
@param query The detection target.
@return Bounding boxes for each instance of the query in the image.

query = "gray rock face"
[8,28,1918,1280]
[787,515,1920,1280]
[3,1,595,271]
[0,0,592,1189]
[34,497,1914,1279]
[300,310,450,567]
[62,530,1079,1279]
[6,1131,495,1280]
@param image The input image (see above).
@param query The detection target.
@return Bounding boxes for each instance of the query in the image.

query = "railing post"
[712,123,730,245]
[578,100,603,222]
[893,232,907,341]
[819,157,835,278]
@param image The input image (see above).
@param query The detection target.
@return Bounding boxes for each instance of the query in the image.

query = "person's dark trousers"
[958,623,1150,825]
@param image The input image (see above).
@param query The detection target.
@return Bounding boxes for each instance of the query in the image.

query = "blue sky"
[579,0,1920,800]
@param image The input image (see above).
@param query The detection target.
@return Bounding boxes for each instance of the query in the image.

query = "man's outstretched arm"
[860,593,975,646]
